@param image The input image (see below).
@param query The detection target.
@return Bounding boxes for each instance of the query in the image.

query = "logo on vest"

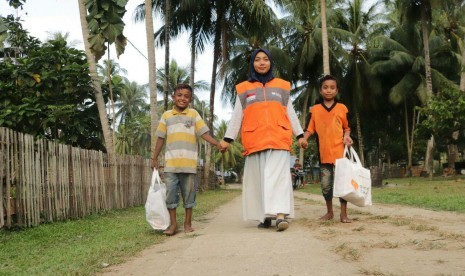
[271,91,282,99]
[246,93,256,102]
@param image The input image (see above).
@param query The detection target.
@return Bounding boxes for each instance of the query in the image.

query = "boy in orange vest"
[303,75,354,223]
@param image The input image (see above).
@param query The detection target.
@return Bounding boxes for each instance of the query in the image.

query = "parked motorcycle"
[291,169,305,190]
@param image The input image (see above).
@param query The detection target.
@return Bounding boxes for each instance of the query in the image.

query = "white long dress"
[224,97,302,223]
[242,149,294,222]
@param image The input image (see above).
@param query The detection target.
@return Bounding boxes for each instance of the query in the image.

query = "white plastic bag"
[145,169,170,230]
[333,146,372,207]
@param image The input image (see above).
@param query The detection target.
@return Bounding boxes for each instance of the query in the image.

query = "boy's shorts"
[320,164,347,203]
[164,172,197,209]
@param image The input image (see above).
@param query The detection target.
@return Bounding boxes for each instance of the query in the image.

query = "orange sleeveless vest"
[236,78,292,156]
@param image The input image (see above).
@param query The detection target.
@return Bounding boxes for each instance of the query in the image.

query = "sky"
[1,1,383,124]
[0,0,233,121]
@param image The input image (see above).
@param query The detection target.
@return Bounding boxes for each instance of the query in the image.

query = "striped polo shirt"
[156,107,209,173]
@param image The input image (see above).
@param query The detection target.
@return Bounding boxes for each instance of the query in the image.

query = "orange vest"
[236,78,292,156]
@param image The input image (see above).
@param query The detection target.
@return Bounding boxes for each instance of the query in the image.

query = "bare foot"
[163,225,177,236]
[340,215,352,223]
[319,212,334,221]
[184,224,194,233]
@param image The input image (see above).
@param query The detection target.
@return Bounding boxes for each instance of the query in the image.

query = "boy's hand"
[219,140,230,153]
[152,159,158,169]
[343,134,353,146]
[298,137,308,149]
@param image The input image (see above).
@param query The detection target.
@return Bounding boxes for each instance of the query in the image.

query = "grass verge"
[0,188,240,276]
[300,176,465,213]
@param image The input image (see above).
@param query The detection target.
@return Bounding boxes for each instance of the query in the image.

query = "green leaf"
[115,0,128,7]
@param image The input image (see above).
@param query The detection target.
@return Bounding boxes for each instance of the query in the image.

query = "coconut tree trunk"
[144,0,158,159]
[460,35,465,92]
[404,101,411,176]
[355,111,365,166]
[203,6,223,190]
[203,143,212,190]
[445,12,463,174]
[299,87,310,169]
[220,159,225,185]
[163,0,171,111]
[78,0,114,156]
[320,0,330,75]
[189,22,196,98]
[447,144,457,171]
[447,130,460,173]
[421,6,434,179]
[404,101,416,176]
[421,11,433,99]
[425,136,434,177]
[106,51,116,149]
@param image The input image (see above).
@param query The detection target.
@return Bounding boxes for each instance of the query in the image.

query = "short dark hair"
[174,83,193,94]
[318,75,338,90]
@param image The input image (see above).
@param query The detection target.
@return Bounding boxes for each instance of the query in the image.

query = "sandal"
[257,218,272,228]
[276,219,289,232]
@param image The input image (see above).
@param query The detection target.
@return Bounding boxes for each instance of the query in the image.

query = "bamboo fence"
[0,127,152,229]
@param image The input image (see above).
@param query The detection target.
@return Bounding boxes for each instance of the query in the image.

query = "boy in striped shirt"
[153,84,220,235]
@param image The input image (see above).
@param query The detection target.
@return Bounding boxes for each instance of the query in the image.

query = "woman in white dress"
[219,48,307,231]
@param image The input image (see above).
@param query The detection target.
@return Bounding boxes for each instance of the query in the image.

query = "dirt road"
[103,185,465,276]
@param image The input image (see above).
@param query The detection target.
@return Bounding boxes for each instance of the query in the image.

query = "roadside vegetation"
[0,188,240,276]
[301,176,465,213]
[2,177,465,275]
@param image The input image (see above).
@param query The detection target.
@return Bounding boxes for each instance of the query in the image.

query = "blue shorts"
[164,172,197,209]
[320,164,346,203]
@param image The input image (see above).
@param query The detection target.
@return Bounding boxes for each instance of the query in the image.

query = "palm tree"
[213,0,278,187]
[162,0,172,111]
[155,60,209,96]
[180,2,212,98]
[220,13,284,103]
[116,112,151,157]
[173,0,277,189]
[142,0,159,160]
[380,0,442,177]
[83,0,129,146]
[45,31,80,48]
[114,80,149,123]
[77,0,114,155]
[141,0,278,188]
[153,60,210,116]
[278,0,326,164]
[371,0,454,175]
[279,0,350,163]
[97,59,128,82]
[4,0,24,9]
[142,0,213,102]
[134,0,180,111]
[0,17,7,45]
[335,0,384,165]
[214,120,243,180]
[431,0,465,170]
[321,0,330,75]
[115,81,151,156]
[437,0,465,91]
[97,59,128,130]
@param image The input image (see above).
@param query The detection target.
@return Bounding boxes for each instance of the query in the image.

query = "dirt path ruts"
[102,186,465,276]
